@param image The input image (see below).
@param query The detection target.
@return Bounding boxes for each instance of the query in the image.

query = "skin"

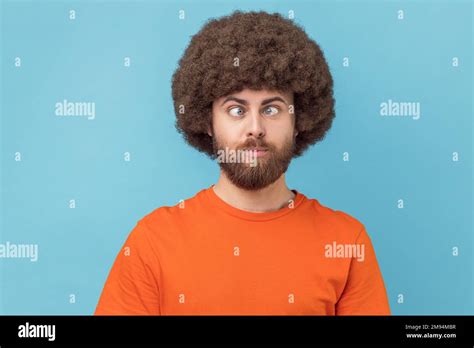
[208,88,299,213]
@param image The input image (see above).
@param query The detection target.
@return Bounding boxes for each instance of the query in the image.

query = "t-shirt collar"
[203,184,306,222]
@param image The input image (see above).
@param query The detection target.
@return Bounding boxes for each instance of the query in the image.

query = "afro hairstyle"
[171,10,335,158]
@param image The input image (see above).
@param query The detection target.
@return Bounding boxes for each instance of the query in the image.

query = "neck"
[212,170,295,213]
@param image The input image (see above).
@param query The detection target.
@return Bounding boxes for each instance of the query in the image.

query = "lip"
[247,147,267,151]
[248,148,268,157]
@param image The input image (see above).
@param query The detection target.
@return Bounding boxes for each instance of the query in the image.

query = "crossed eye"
[228,106,279,117]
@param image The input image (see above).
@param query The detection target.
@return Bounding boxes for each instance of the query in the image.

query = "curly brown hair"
[171,10,335,158]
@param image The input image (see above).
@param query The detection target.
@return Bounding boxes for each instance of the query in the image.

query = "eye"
[228,106,245,117]
[262,106,279,116]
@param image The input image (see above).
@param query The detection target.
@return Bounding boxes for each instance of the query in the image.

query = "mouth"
[247,148,269,157]
[248,147,267,150]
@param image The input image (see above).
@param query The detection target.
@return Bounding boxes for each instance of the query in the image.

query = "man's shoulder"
[304,195,365,240]
[137,187,208,229]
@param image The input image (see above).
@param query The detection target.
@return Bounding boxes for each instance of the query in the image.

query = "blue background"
[1,0,472,314]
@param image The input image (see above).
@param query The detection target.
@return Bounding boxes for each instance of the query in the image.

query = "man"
[94,10,390,315]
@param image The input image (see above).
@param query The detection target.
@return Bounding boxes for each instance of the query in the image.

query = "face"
[210,88,298,191]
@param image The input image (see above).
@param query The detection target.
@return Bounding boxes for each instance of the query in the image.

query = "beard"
[212,133,295,191]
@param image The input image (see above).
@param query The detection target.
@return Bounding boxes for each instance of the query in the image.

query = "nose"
[245,109,265,138]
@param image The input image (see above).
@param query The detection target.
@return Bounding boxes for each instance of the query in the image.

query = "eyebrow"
[220,96,288,106]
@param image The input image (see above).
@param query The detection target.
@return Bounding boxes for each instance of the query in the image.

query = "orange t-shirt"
[94,185,391,315]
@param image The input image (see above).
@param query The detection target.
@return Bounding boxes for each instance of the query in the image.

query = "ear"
[207,111,214,137]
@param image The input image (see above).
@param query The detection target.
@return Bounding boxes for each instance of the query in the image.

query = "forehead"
[216,88,293,103]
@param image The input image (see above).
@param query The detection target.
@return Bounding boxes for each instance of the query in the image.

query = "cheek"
[213,116,241,145]
[267,120,293,142]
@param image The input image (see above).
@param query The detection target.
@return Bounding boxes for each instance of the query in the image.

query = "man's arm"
[94,221,161,315]
[335,227,391,315]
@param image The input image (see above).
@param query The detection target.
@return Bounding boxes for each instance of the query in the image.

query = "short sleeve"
[94,220,161,315]
[335,227,391,315]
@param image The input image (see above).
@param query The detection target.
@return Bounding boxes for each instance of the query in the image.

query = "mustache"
[237,139,272,151]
